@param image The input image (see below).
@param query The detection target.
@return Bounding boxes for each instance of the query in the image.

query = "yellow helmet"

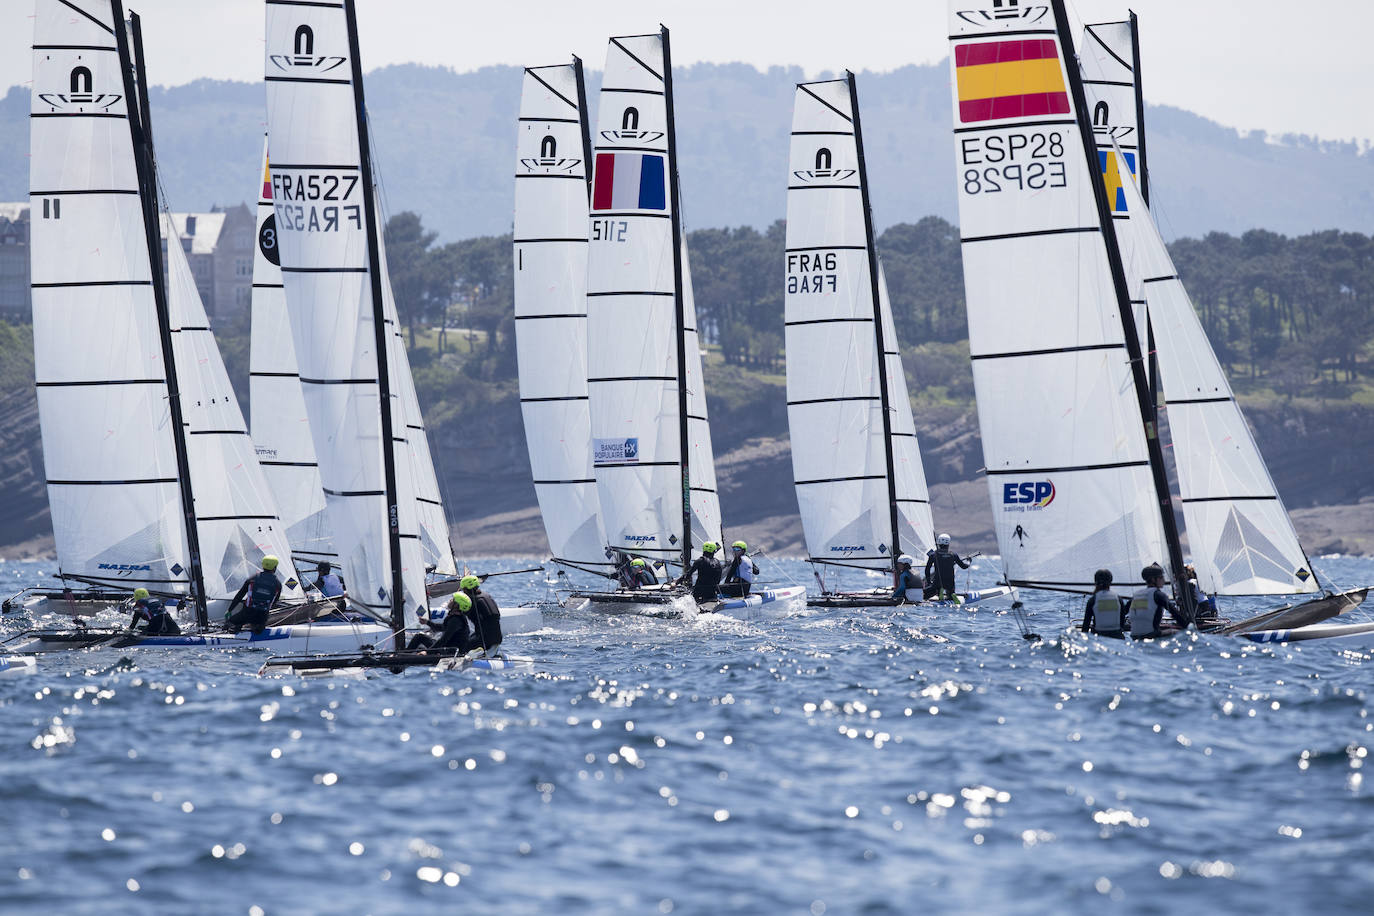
[262,555,279,571]
[449,592,473,612]
[133,588,150,600]
[630,558,646,568]
[459,574,481,591]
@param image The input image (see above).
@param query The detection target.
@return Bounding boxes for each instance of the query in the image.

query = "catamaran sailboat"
[946,0,1367,640]
[568,27,727,610]
[10,0,389,655]
[783,73,1006,609]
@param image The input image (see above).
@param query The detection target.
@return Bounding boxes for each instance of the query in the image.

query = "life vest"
[1091,589,1123,633]
[247,570,280,611]
[1128,586,1158,638]
[316,573,345,598]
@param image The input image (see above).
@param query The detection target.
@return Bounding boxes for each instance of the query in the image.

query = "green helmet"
[731,540,747,551]
[449,592,473,613]
[702,541,718,555]
[630,558,646,568]
[133,588,150,600]
[262,555,279,571]
[460,574,481,591]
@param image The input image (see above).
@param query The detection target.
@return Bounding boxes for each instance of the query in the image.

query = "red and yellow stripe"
[954,39,1069,123]
[262,155,272,201]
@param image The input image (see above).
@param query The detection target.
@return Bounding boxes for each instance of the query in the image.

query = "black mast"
[1054,0,1193,621]
[848,72,903,563]
[343,0,406,633]
[661,25,693,573]
[114,4,209,628]
[1126,10,1161,404]
[573,56,592,203]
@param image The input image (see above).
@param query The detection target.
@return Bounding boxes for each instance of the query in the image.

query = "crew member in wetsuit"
[627,558,658,589]
[1183,564,1217,622]
[923,534,971,600]
[312,562,347,612]
[677,541,724,603]
[226,556,283,635]
[607,548,638,588]
[408,592,474,652]
[1127,564,1186,639]
[1081,568,1125,638]
[891,555,923,604]
[720,541,758,598]
[461,574,503,653]
[127,587,181,635]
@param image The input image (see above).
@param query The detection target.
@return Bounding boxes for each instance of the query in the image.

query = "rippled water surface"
[3,555,1373,914]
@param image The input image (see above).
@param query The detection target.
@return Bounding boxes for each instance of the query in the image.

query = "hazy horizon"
[5,0,1374,146]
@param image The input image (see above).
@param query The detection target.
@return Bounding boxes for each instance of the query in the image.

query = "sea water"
[1,555,1372,914]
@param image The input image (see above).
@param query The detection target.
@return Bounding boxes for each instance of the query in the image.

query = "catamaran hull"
[1238,620,1374,648]
[807,586,1016,609]
[702,586,808,619]
[0,656,36,676]
[259,651,535,677]
[5,622,395,655]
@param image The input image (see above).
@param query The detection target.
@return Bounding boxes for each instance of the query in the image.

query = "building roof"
[161,211,226,255]
[0,203,30,222]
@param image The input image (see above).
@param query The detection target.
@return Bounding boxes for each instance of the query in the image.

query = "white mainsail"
[249,137,336,569]
[264,0,426,627]
[163,211,302,602]
[1114,154,1317,595]
[29,0,190,597]
[784,76,933,570]
[947,0,1170,591]
[586,29,722,568]
[513,61,612,571]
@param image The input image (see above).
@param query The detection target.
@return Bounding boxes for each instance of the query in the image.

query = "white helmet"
[897,554,914,567]
[936,533,951,548]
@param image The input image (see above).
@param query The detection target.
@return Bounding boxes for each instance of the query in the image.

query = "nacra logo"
[1002,480,1055,511]
[625,534,657,544]
[829,545,865,553]
[98,563,152,571]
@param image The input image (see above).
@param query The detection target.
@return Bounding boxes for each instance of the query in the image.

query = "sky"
[5,0,1373,145]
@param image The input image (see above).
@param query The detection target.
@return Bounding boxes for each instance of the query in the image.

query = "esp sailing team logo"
[37,65,121,112]
[269,24,346,74]
[518,134,582,175]
[792,148,856,184]
[1002,480,1056,511]
[955,0,1048,25]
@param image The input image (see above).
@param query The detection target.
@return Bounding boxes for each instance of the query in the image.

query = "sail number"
[959,132,1066,196]
[785,251,838,294]
[271,170,363,233]
[591,219,629,242]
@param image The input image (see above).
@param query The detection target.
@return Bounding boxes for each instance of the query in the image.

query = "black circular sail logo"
[258,214,280,266]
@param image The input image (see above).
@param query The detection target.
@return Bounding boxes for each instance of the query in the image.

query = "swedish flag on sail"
[1098,149,1136,213]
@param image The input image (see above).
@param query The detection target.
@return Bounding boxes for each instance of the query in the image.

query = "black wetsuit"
[628,566,657,589]
[129,598,180,636]
[466,590,503,651]
[682,555,723,602]
[408,607,474,652]
[923,549,971,598]
[892,568,923,603]
[226,570,282,634]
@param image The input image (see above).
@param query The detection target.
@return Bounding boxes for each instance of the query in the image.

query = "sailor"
[127,587,181,636]
[1127,564,1185,639]
[721,541,758,598]
[460,574,503,653]
[1080,569,1125,638]
[1184,564,1218,621]
[677,541,724,603]
[313,561,346,608]
[607,547,638,588]
[923,534,971,600]
[226,555,283,635]
[408,592,475,652]
[626,558,658,589]
[891,555,923,604]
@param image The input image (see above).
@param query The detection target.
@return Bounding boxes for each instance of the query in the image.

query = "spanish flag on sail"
[262,154,272,201]
[954,39,1070,123]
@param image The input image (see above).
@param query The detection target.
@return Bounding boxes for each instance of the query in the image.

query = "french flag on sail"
[591,153,666,212]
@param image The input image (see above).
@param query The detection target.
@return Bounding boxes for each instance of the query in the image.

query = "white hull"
[708,586,808,620]
[8,621,395,655]
[0,656,36,676]
[1238,620,1374,648]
